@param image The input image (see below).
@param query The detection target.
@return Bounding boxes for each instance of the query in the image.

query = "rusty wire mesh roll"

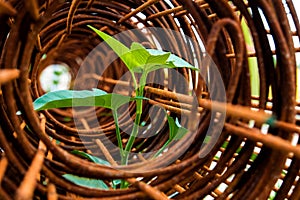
[0,0,300,199]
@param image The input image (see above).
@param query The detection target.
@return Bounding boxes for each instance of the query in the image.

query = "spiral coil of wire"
[0,0,300,199]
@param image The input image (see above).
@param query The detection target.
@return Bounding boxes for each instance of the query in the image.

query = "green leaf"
[112,179,122,189]
[152,116,187,157]
[130,42,150,70]
[88,26,198,75]
[147,53,170,65]
[166,116,188,140]
[88,25,130,58]
[130,42,147,51]
[71,150,110,166]
[146,49,198,71]
[88,26,141,73]
[70,151,123,189]
[143,53,171,73]
[33,88,133,111]
[62,174,109,190]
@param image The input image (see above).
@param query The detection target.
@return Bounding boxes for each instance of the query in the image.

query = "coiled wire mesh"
[0,0,300,199]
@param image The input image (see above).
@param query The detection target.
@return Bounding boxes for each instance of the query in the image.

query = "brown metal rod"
[15,115,47,200]
[0,1,16,17]
[225,123,300,159]
[15,142,46,200]
[24,0,40,21]
[0,69,20,85]
[0,156,8,185]
[47,183,58,200]
[118,0,161,24]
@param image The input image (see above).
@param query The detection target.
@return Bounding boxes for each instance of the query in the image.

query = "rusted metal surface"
[0,0,300,199]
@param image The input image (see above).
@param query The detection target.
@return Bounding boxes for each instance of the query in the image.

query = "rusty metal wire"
[0,0,300,199]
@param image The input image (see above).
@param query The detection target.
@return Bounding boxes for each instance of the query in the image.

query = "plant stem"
[112,110,124,158]
[122,87,144,165]
[153,140,171,158]
[130,72,138,91]
[120,100,142,189]
[113,110,129,189]
[120,76,145,189]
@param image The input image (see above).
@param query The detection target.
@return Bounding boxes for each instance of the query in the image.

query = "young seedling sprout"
[30,26,199,189]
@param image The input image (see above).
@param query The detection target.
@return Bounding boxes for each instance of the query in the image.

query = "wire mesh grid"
[0,0,300,199]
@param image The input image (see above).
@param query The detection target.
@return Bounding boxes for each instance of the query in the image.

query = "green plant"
[88,25,198,165]
[33,26,199,188]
